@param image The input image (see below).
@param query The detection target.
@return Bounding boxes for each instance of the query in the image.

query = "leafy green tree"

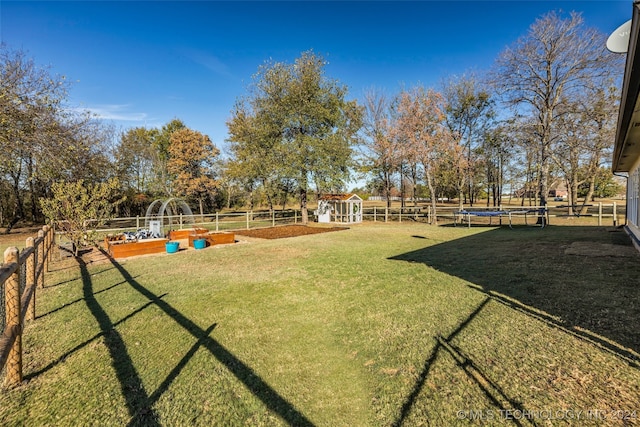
[167,128,219,216]
[578,167,623,200]
[152,118,186,196]
[442,74,495,205]
[40,179,122,256]
[114,127,158,194]
[227,50,362,223]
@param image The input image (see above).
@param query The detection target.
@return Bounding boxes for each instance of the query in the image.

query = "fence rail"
[0,225,54,388]
[90,209,303,235]
[76,203,625,238]
[360,202,624,226]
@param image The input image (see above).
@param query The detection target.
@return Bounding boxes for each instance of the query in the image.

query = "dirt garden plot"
[234,224,348,239]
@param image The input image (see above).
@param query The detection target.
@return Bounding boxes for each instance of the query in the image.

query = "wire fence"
[0,225,54,387]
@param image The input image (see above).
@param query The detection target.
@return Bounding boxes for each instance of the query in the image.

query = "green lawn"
[1,223,639,426]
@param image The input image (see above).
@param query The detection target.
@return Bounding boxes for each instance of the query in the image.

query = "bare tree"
[492,10,622,214]
[359,89,397,207]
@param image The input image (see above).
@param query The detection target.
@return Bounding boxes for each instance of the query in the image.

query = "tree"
[167,128,219,216]
[492,11,622,212]
[359,89,397,208]
[152,118,186,196]
[227,50,362,223]
[40,179,122,256]
[442,74,495,206]
[393,86,448,224]
[0,44,113,231]
[114,127,158,194]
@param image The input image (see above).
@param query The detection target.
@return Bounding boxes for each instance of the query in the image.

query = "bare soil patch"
[235,224,348,239]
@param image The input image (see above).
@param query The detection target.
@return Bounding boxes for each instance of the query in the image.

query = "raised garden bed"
[188,232,235,248]
[105,237,170,258]
[168,228,208,240]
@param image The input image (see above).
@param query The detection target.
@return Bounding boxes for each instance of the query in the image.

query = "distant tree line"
[0,10,625,232]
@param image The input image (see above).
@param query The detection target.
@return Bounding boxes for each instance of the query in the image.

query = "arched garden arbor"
[144,198,195,235]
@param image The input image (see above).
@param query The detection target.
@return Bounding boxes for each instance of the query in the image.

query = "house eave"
[613,1,640,173]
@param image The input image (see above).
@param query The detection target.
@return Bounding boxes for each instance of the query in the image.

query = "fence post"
[613,202,618,227]
[385,207,388,223]
[597,202,602,226]
[374,206,377,222]
[4,247,22,387]
[46,223,53,266]
[295,210,297,224]
[399,208,402,223]
[215,212,219,232]
[26,237,36,322]
[179,213,183,230]
[246,211,250,230]
[37,230,45,289]
[44,225,52,273]
[272,210,275,227]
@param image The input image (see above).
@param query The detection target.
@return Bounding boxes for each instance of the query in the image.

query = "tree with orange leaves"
[167,128,220,217]
[393,86,450,224]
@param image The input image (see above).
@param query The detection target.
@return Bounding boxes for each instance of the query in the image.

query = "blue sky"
[1,0,633,159]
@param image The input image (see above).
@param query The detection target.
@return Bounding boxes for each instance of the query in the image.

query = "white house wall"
[628,167,640,242]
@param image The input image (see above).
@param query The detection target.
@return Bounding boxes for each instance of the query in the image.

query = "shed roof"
[318,193,362,201]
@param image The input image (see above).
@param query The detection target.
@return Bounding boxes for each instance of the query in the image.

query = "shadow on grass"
[389,225,640,364]
[77,257,161,425]
[94,249,315,427]
[36,278,137,319]
[45,266,116,288]
[393,298,529,427]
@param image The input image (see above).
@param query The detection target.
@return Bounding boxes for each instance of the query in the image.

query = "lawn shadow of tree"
[390,225,640,363]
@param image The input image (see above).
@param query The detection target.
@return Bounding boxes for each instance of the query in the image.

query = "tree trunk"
[580,176,596,215]
[300,188,308,224]
[384,170,392,208]
[425,169,437,226]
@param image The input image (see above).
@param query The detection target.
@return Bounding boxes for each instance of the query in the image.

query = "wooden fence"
[0,225,54,388]
[361,202,624,226]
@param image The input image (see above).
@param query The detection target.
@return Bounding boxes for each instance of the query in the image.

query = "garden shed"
[316,193,363,224]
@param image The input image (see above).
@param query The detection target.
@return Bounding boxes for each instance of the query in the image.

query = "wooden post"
[246,211,250,229]
[598,202,602,226]
[26,237,36,321]
[374,206,377,222]
[37,230,45,289]
[136,215,140,229]
[385,207,388,223]
[179,213,183,230]
[272,210,275,227]
[295,210,297,224]
[43,225,50,273]
[4,247,22,387]
[613,202,618,227]
[399,208,402,223]
[215,212,219,232]
[46,223,53,266]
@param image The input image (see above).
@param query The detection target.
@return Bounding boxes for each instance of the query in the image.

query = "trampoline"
[454,208,546,229]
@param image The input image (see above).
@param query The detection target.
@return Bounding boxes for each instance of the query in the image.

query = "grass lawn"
[1,222,639,426]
